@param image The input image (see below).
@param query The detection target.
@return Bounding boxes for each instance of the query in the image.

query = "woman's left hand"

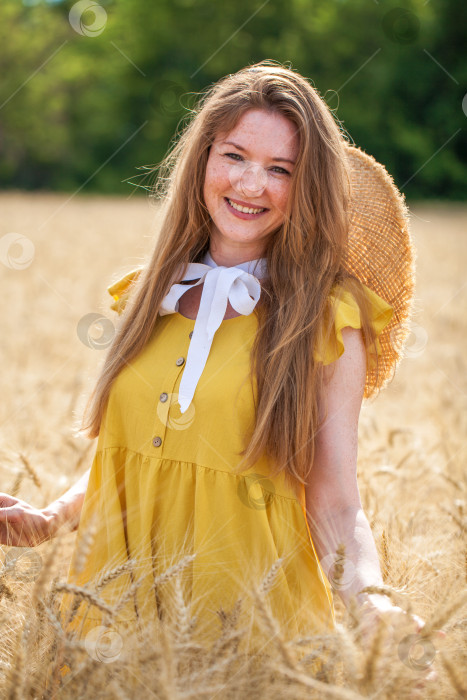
[356,593,446,693]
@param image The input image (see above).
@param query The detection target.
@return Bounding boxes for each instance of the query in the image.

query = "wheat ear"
[439,651,467,697]
[18,453,42,489]
[421,589,467,637]
[251,585,298,671]
[53,582,114,617]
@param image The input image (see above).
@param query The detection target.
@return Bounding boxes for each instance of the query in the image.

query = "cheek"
[270,180,291,216]
[204,161,225,203]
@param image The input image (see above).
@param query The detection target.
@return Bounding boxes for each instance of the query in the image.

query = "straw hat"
[343,144,416,398]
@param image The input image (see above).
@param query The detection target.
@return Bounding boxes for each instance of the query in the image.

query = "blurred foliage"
[0,0,465,198]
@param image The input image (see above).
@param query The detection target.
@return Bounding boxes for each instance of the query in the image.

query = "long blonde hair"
[82,60,380,497]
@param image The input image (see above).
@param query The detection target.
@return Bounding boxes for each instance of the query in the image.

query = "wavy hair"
[82,60,380,498]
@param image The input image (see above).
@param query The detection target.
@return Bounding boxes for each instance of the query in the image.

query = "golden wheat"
[0,196,466,698]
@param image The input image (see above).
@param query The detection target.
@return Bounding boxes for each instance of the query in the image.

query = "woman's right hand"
[0,493,61,547]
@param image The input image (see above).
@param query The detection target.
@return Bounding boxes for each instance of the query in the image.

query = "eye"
[270,166,291,176]
[223,152,243,161]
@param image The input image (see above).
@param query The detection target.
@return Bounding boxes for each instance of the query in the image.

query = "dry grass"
[0,193,466,698]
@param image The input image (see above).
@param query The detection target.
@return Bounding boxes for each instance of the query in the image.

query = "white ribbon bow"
[159,251,267,413]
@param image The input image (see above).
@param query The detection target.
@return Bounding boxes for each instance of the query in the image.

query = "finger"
[0,523,21,547]
[0,517,36,547]
[0,495,20,509]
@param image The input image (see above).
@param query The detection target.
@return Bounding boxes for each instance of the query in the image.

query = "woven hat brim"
[344,145,416,398]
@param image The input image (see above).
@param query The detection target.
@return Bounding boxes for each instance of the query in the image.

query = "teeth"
[227,198,265,215]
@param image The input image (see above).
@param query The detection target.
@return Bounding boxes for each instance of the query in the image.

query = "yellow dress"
[59,273,393,654]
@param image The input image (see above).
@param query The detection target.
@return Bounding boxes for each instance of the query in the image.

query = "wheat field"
[0,192,466,698]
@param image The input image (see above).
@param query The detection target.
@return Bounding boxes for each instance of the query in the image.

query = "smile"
[225,197,268,216]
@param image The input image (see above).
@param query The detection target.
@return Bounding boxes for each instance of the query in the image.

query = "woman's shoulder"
[314,280,394,367]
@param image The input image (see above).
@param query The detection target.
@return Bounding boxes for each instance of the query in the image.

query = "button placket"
[152,335,192,451]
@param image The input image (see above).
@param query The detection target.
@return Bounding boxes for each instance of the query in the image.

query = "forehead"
[214,109,300,160]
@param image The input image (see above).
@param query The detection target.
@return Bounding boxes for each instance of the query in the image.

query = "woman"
[0,62,434,663]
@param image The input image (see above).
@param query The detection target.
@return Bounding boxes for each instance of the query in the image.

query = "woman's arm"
[0,467,90,547]
[305,327,397,614]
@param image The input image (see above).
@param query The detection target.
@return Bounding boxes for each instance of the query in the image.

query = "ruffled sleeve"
[107,268,142,314]
[313,283,394,369]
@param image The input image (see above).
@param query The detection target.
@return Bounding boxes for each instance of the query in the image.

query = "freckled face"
[203,109,299,259]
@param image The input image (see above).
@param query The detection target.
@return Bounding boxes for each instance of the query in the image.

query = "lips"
[227,197,268,211]
[224,197,269,219]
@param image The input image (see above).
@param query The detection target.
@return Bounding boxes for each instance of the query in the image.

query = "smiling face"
[203,109,300,265]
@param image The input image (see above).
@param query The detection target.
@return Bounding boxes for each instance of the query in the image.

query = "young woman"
[0,62,433,663]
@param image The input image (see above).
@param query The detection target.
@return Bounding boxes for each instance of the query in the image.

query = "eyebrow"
[220,140,296,165]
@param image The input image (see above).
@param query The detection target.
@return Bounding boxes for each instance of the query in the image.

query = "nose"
[233,162,268,197]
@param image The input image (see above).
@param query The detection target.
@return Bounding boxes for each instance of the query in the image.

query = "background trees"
[0,0,465,198]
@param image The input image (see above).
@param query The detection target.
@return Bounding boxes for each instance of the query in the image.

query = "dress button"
[159,392,168,403]
[152,436,162,448]
[189,331,193,339]
[176,356,185,366]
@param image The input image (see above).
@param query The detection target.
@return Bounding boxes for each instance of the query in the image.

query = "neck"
[208,241,266,267]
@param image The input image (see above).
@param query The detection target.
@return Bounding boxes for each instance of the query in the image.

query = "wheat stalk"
[31,540,60,606]
[10,472,23,498]
[276,663,365,699]
[94,559,136,591]
[153,554,197,587]
[251,585,298,671]
[421,589,467,637]
[359,585,413,616]
[0,576,16,602]
[6,629,24,700]
[360,614,388,689]
[72,513,98,575]
[53,582,114,617]
[18,453,42,489]
[258,557,285,596]
[171,574,197,649]
[439,651,467,698]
